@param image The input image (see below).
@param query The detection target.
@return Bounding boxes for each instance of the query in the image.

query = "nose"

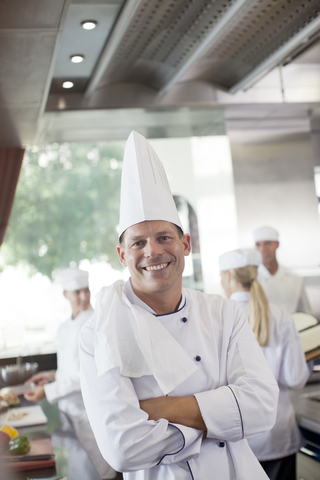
[144,239,163,258]
[79,290,89,302]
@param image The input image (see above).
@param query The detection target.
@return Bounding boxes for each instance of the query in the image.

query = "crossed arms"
[139,396,206,431]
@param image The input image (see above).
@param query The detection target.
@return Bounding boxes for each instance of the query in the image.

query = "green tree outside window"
[1,141,124,278]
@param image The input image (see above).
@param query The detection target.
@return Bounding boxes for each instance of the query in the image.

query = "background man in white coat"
[25,268,116,480]
[253,226,311,314]
[79,131,279,480]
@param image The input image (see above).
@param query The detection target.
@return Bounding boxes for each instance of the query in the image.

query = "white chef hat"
[253,226,279,242]
[118,131,183,239]
[219,249,262,272]
[59,268,89,291]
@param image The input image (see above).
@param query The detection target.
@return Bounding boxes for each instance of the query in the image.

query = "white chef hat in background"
[59,268,89,291]
[118,130,183,239]
[253,226,279,242]
[219,249,262,272]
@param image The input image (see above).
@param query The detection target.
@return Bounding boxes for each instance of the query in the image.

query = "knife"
[4,453,55,462]
[0,383,35,397]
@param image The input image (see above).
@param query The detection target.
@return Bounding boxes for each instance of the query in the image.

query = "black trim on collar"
[154,298,187,317]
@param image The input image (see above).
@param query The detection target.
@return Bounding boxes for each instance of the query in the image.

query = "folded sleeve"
[195,305,279,442]
[79,323,203,472]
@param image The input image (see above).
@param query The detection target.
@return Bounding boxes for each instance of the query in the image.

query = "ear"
[117,244,127,267]
[182,233,191,256]
[275,241,279,250]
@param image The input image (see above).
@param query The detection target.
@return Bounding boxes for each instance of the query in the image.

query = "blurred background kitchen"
[1,1,320,479]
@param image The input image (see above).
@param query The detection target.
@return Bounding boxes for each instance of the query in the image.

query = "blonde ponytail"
[230,266,270,347]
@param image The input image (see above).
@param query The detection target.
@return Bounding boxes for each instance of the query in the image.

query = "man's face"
[117,220,191,299]
[255,240,279,265]
[64,287,91,318]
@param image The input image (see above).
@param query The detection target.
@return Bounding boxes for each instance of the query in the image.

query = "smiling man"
[79,131,279,480]
[253,226,311,314]
[117,221,190,315]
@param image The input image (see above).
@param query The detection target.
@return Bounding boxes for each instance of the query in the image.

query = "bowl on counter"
[0,362,38,386]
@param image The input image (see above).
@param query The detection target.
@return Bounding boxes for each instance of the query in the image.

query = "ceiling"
[2,0,320,147]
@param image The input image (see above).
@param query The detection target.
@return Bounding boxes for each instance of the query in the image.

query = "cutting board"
[2,438,56,471]
[0,405,47,428]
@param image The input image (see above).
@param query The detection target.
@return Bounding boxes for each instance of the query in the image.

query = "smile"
[144,263,169,271]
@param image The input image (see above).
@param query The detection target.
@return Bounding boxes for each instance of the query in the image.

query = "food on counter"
[0,393,20,406]
[8,435,31,455]
[7,411,28,421]
[0,430,10,453]
[0,425,19,439]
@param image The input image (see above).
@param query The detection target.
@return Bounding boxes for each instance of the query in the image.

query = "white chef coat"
[44,306,116,479]
[257,264,311,314]
[230,291,309,461]
[45,306,94,415]
[80,280,279,480]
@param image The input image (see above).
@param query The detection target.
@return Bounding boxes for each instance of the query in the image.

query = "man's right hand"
[25,370,56,385]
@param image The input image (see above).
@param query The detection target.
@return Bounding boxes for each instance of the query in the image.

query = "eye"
[75,290,80,295]
[159,236,169,241]
[132,241,142,247]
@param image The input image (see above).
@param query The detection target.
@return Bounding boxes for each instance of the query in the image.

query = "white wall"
[230,137,320,268]
[149,136,238,294]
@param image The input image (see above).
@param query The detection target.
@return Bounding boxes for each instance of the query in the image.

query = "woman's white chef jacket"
[44,306,94,415]
[257,264,311,314]
[230,291,310,461]
[79,281,279,480]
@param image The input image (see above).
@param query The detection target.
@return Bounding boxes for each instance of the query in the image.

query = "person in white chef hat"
[219,248,310,480]
[25,268,116,480]
[79,131,279,480]
[253,226,311,314]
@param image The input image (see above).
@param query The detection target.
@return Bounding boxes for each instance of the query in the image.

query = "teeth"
[145,263,168,271]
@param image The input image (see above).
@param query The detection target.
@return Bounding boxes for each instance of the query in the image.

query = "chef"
[25,268,116,480]
[219,248,310,480]
[79,131,279,480]
[253,226,311,314]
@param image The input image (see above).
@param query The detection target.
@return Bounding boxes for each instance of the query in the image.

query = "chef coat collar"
[123,278,186,317]
[258,263,286,279]
[70,305,94,321]
[93,280,198,394]
[230,291,250,306]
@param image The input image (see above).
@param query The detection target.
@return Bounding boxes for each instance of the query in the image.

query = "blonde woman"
[219,249,310,480]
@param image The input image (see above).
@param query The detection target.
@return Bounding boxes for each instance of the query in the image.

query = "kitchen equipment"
[3,438,56,471]
[5,453,55,462]
[0,405,47,428]
[0,382,35,397]
[0,399,8,414]
[0,361,38,386]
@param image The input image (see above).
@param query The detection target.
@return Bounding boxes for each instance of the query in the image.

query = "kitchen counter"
[1,398,122,480]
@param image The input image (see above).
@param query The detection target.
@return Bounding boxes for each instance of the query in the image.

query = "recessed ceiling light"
[81,20,97,30]
[70,55,84,63]
[62,81,74,89]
